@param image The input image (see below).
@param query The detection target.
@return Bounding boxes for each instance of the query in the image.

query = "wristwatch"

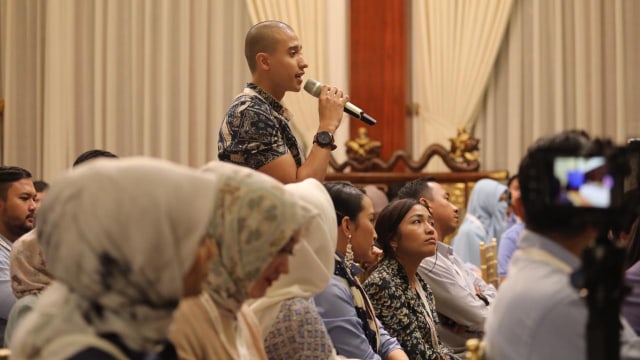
[313,131,337,151]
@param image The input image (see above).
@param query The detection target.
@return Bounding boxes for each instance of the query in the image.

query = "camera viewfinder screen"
[552,156,613,208]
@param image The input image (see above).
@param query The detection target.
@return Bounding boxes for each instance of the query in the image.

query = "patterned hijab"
[11,158,220,359]
[249,178,337,334]
[200,161,313,313]
[10,229,52,298]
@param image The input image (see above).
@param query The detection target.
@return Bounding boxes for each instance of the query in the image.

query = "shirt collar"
[247,83,286,116]
[436,241,454,257]
[518,229,581,271]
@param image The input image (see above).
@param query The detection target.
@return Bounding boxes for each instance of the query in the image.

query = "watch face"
[317,131,333,145]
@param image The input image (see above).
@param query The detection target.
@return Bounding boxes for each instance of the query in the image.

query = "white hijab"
[249,178,337,334]
[11,157,220,359]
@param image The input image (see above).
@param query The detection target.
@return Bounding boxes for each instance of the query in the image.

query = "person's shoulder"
[227,92,271,115]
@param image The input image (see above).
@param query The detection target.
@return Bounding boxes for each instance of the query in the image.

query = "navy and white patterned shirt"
[218,83,304,170]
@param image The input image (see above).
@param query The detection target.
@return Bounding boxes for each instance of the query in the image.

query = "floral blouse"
[364,257,455,360]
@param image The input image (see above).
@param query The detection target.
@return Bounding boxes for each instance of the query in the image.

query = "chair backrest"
[465,338,486,360]
[480,238,498,288]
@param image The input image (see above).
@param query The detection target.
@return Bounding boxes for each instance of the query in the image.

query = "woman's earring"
[345,234,354,272]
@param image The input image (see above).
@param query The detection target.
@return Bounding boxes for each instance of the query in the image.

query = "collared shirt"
[0,233,14,346]
[484,230,640,360]
[497,221,526,277]
[218,83,304,170]
[418,242,496,352]
[314,254,402,360]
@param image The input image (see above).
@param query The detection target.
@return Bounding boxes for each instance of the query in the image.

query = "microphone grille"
[303,79,323,97]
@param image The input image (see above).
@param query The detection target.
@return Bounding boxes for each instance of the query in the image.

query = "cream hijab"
[200,161,314,313]
[11,158,219,359]
[249,178,337,334]
[10,229,52,298]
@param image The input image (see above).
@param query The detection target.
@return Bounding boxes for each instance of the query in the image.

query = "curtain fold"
[476,0,640,174]
[410,0,514,171]
[2,0,252,179]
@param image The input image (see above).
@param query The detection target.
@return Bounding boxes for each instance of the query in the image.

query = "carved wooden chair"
[480,238,499,288]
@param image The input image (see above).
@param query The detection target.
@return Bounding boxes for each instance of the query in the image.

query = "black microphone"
[303,79,377,126]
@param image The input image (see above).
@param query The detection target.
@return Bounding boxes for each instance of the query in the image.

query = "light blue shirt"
[485,230,640,359]
[314,275,402,360]
[0,234,15,346]
[497,221,525,277]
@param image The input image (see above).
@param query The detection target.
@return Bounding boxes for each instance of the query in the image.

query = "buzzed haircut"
[33,180,49,193]
[0,166,32,200]
[244,20,293,73]
[73,149,118,167]
[397,177,437,201]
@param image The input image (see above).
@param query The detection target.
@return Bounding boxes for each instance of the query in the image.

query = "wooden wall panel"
[349,0,407,164]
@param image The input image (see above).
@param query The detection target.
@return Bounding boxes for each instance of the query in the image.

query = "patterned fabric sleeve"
[218,95,289,170]
[263,298,334,360]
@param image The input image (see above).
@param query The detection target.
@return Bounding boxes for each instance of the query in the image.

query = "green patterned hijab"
[200,161,312,312]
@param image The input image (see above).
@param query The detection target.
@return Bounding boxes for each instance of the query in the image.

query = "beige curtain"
[0,0,46,171]
[410,0,514,171]
[1,0,252,180]
[244,0,350,162]
[477,0,640,174]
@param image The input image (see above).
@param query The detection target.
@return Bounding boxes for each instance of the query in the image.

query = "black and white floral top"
[364,257,455,360]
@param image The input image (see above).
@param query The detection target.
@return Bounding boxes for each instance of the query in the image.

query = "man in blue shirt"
[485,130,640,359]
[0,166,36,345]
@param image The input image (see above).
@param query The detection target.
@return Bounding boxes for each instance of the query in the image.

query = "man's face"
[423,182,459,240]
[0,179,37,241]
[267,28,308,94]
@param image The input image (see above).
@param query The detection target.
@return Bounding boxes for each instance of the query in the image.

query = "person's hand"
[318,85,349,133]
[362,246,383,272]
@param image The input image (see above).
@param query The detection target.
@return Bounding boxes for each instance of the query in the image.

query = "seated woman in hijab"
[314,181,409,360]
[452,178,508,267]
[169,162,315,360]
[249,178,342,359]
[4,229,53,346]
[10,157,219,359]
[364,199,455,359]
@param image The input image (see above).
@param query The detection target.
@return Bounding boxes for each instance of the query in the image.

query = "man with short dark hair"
[218,20,348,184]
[397,178,496,355]
[0,166,36,344]
[485,130,640,359]
[33,180,49,211]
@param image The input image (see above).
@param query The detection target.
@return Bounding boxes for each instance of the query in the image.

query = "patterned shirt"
[218,83,304,170]
[263,298,334,360]
[364,257,454,360]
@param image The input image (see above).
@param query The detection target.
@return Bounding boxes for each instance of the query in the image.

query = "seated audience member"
[623,217,640,335]
[32,180,49,211]
[452,178,508,267]
[170,162,313,360]
[11,158,218,359]
[484,130,640,359]
[4,230,52,346]
[0,166,36,346]
[72,149,118,167]
[364,199,455,359]
[249,178,342,359]
[314,181,408,360]
[363,185,390,224]
[497,174,526,282]
[397,178,495,354]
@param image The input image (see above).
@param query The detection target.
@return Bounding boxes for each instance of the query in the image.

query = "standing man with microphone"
[218,20,349,184]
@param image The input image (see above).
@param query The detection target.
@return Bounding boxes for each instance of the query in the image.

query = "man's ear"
[256,53,270,70]
[419,197,431,209]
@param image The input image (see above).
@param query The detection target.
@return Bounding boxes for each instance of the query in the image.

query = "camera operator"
[484,130,640,360]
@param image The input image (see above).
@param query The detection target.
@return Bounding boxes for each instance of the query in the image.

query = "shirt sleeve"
[218,96,289,170]
[314,277,384,360]
[0,249,16,321]
[263,298,335,360]
[418,257,488,330]
[498,224,521,277]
